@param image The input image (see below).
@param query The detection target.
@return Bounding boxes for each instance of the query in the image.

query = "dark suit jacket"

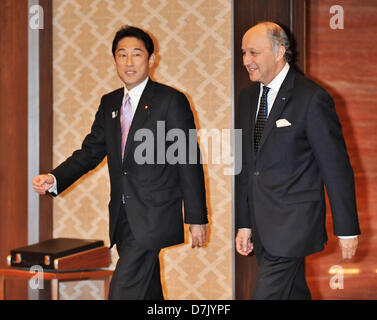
[51,79,208,250]
[236,67,360,258]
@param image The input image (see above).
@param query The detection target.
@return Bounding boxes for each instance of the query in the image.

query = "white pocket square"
[276,119,291,127]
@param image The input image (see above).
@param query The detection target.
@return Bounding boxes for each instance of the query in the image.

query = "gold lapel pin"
[144,105,149,110]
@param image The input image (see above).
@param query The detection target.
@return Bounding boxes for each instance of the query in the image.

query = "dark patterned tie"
[254,86,270,153]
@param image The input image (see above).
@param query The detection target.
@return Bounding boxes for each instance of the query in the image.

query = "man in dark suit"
[235,22,360,299]
[33,26,208,300]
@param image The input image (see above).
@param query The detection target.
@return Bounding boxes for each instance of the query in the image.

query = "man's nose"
[243,52,253,66]
[126,55,133,66]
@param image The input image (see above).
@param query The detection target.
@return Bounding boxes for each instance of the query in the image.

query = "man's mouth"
[247,67,258,72]
[125,71,136,75]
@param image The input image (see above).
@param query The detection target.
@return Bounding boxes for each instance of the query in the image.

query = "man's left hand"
[339,237,358,260]
[190,224,206,248]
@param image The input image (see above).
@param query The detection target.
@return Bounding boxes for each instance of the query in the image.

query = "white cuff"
[47,173,58,195]
[338,235,358,239]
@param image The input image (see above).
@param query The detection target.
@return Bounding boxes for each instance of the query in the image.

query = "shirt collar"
[261,62,290,93]
[123,76,149,103]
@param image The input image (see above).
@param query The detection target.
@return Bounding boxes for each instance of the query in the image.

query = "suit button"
[254,171,260,176]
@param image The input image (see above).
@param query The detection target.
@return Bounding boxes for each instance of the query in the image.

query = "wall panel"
[52,0,232,299]
[233,0,306,299]
[0,0,29,300]
[306,0,377,299]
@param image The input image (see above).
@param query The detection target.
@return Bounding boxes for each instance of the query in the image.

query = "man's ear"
[149,53,156,68]
[276,45,286,62]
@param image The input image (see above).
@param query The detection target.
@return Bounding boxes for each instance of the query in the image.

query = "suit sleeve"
[306,88,360,236]
[165,91,208,224]
[50,98,107,194]
[235,89,252,229]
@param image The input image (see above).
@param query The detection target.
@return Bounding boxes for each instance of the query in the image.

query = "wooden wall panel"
[38,0,53,242]
[306,0,377,299]
[233,0,306,299]
[0,0,29,299]
[0,0,52,299]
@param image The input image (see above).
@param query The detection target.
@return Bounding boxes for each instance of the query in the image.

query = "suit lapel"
[258,68,295,152]
[110,89,124,166]
[122,79,155,162]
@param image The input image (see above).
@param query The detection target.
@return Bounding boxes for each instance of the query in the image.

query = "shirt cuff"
[47,173,58,195]
[338,235,358,239]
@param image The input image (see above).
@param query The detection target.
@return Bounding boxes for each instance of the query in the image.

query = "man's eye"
[242,51,258,56]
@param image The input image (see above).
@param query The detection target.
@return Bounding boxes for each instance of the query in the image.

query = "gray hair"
[257,22,293,62]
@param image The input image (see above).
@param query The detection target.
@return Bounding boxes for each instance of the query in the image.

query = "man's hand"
[236,229,253,256]
[32,174,54,195]
[189,224,206,248]
[339,237,358,260]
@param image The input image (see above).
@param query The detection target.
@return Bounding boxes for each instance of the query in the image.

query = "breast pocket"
[270,125,297,150]
[274,125,295,133]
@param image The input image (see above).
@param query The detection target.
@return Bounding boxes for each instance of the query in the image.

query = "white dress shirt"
[123,76,149,118]
[255,62,290,119]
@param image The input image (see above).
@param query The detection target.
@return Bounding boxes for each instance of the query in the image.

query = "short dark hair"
[112,25,154,57]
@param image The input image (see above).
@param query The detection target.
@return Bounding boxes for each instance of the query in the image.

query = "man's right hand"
[235,229,253,256]
[32,174,54,195]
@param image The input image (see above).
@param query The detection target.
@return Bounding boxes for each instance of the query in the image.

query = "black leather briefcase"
[7,238,106,270]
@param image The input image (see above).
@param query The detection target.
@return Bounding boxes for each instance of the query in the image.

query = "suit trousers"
[108,206,164,300]
[252,248,312,300]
